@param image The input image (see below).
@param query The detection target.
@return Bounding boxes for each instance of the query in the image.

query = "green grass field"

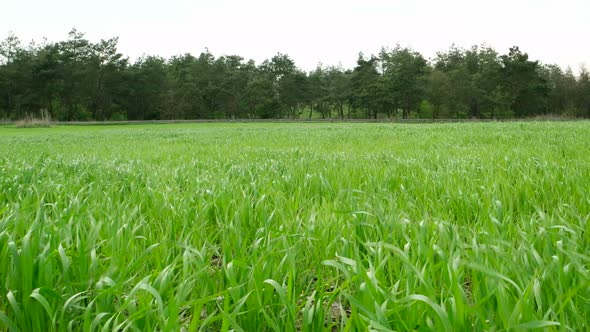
[1,122,589,331]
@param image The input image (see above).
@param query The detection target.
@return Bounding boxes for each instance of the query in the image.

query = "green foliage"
[1,31,590,120]
[418,100,434,118]
[500,47,549,117]
[350,55,383,119]
[1,122,589,331]
[381,46,429,118]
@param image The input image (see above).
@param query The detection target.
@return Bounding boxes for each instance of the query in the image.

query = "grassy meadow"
[0,122,589,331]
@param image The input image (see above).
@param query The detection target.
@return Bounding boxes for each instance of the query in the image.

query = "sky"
[1,0,588,72]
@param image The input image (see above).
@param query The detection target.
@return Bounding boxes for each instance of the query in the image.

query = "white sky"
[1,0,588,71]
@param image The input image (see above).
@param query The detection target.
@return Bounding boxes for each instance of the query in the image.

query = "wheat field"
[1,122,589,331]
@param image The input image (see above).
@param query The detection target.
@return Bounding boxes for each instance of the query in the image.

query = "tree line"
[1,29,589,121]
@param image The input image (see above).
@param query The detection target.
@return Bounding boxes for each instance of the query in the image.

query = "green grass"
[0,122,589,331]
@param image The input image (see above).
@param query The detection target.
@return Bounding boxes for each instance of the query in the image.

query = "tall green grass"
[0,122,589,331]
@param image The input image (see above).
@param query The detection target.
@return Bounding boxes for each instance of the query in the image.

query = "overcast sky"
[2,0,588,71]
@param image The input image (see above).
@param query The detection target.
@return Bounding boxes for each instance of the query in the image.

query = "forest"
[1,29,589,121]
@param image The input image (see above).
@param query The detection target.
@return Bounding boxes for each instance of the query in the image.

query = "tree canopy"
[1,30,589,121]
